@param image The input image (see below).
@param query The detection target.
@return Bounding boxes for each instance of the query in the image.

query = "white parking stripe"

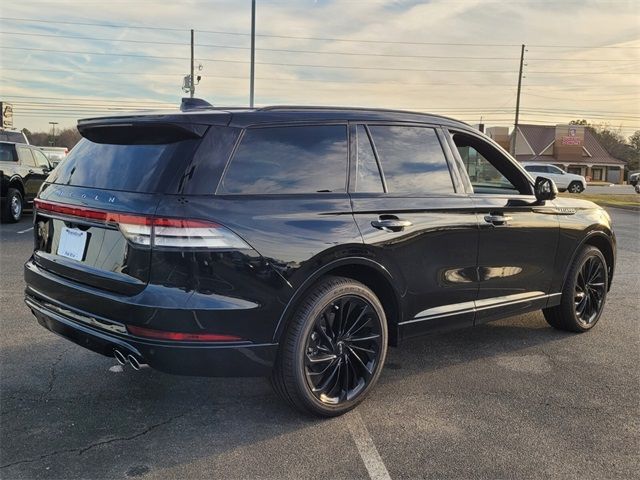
[17,227,33,234]
[346,410,392,480]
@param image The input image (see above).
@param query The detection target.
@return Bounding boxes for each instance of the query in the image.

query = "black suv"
[24,103,615,416]
[1,141,53,222]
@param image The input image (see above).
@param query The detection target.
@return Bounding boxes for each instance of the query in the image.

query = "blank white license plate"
[57,227,88,261]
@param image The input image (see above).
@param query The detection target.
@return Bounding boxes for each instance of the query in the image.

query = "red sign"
[562,137,582,145]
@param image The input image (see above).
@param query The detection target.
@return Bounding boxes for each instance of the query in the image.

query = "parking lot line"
[17,227,34,234]
[346,410,392,480]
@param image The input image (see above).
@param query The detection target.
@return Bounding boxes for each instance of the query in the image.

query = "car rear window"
[219,125,348,194]
[368,125,454,195]
[48,137,201,193]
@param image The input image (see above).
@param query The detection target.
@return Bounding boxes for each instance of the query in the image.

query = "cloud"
[0,0,638,134]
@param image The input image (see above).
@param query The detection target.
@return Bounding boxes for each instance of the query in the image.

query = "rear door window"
[219,125,348,194]
[367,125,454,195]
[17,145,37,167]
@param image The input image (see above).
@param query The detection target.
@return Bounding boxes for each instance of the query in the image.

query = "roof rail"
[180,97,214,111]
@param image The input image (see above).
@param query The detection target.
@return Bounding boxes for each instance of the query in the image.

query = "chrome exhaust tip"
[114,349,127,366]
[127,354,146,371]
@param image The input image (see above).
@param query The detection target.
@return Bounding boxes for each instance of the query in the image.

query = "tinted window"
[548,165,564,174]
[452,131,531,195]
[524,165,546,173]
[356,125,384,193]
[17,146,36,167]
[0,143,17,162]
[368,126,453,195]
[49,137,200,193]
[220,125,347,194]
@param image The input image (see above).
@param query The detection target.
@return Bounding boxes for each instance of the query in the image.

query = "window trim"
[349,122,459,197]
[215,122,350,196]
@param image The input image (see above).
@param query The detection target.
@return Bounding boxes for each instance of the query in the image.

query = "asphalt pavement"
[1,208,638,479]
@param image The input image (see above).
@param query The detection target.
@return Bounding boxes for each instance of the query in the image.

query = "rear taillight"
[34,199,250,250]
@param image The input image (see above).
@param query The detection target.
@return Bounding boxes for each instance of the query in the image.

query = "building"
[486,124,626,184]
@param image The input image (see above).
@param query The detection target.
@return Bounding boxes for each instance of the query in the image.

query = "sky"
[1,0,639,136]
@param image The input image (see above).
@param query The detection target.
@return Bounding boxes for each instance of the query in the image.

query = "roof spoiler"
[180,97,214,111]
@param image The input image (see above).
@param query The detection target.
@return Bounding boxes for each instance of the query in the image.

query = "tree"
[23,127,82,150]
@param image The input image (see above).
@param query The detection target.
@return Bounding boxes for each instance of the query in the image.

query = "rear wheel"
[1,188,23,223]
[543,245,608,332]
[272,276,387,417]
[568,182,584,193]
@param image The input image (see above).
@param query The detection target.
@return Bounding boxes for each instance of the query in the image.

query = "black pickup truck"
[1,141,52,222]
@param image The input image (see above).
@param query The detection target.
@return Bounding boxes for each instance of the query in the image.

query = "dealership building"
[487,124,627,184]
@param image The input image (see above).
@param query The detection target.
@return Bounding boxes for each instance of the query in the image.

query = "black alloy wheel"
[272,276,388,417]
[304,295,383,405]
[573,255,606,327]
[543,245,608,332]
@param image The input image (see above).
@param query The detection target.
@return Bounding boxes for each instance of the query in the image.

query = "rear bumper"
[25,294,278,377]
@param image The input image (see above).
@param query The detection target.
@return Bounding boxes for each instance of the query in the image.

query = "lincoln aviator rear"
[25,101,615,416]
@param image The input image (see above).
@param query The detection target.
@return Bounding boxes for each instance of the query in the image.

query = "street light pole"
[49,121,58,146]
[249,0,256,107]
[511,44,525,156]
[190,29,195,98]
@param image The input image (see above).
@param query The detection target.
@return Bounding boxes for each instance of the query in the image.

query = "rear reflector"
[34,199,250,250]
[127,325,243,342]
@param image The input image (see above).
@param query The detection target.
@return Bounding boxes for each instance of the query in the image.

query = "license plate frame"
[57,227,89,261]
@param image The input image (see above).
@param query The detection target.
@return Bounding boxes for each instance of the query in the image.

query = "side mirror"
[534,176,557,203]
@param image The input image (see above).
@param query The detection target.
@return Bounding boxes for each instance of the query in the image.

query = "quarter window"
[367,125,453,195]
[220,125,348,194]
[17,146,36,167]
[356,125,384,193]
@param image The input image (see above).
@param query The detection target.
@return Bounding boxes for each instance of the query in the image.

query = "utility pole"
[511,44,525,155]
[49,121,58,146]
[249,0,256,107]
[190,29,195,98]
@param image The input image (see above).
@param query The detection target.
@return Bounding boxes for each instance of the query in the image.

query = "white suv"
[522,162,586,193]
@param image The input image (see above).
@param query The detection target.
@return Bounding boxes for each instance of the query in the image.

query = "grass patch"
[559,192,640,210]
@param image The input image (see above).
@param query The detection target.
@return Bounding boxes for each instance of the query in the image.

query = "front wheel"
[272,276,388,417]
[568,182,584,193]
[543,245,608,332]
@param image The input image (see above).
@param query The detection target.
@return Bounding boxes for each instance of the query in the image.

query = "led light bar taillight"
[34,199,250,250]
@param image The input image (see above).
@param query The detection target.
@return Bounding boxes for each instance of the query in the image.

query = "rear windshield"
[49,137,201,193]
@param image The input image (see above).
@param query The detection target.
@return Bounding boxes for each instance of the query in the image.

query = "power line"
[4,46,639,75]
[2,16,639,49]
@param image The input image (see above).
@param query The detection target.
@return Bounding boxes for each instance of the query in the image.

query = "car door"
[349,123,479,340]
[15,145,41,202]
[30,148,52,193]
[446,129,560,324]
[545,165,570,189]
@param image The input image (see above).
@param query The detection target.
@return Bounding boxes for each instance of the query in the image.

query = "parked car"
[24,103,616,416]
[629,172,639,187]
[521,162,586,193]
[0,128,29,144]
[1,141,52,222]
[38,146,68,167]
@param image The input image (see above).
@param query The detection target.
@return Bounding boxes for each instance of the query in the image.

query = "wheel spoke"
[346,345,373,379]
[306,353,338,364]
[345,305,371,337]
[312,359,341,393]
[347,333,380,343]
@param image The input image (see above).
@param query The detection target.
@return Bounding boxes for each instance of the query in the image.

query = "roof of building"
[516,124,625,166]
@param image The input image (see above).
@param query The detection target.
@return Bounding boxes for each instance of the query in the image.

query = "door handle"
[484,214,512,226]
[28,169,35,173]
[371,218,413,232]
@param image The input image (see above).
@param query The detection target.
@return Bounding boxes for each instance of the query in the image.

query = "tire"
[568,182,584,193]
[543,246,608,332]
[1,188,23,223]
[272,276,388,417]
